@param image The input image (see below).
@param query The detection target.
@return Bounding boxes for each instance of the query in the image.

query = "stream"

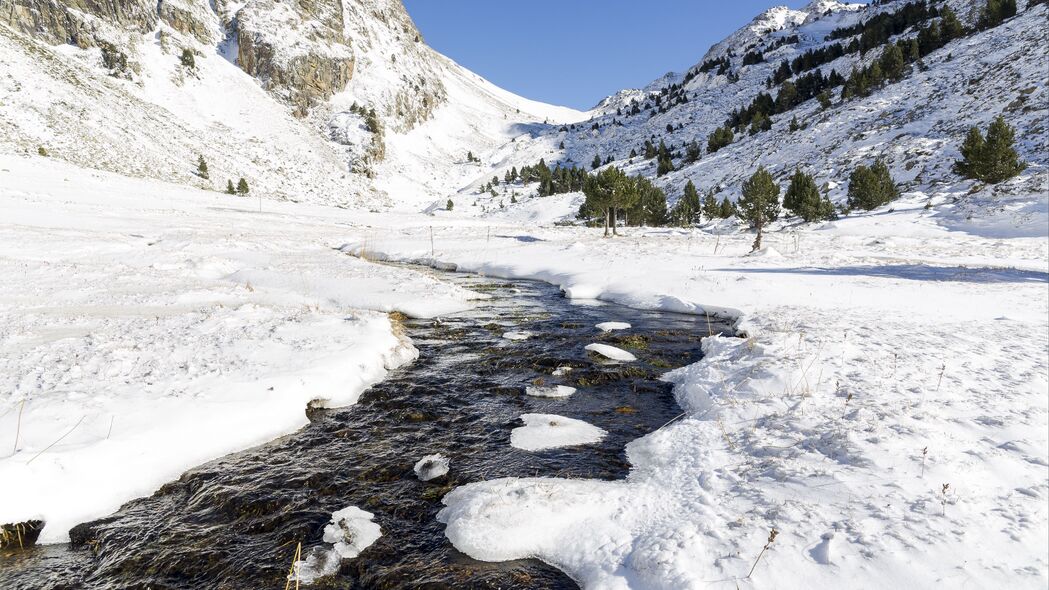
[1,268,734,589]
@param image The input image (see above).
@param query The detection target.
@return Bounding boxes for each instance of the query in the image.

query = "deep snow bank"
[0,156,479,543]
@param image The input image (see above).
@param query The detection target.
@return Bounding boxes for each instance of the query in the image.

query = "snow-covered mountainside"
[0,0,583,207]
[463,0,1045,231]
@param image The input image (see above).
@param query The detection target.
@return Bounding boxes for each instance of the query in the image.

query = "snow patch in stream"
[510,414,606,451]
[502,331,532,341]
[291,506,382,585]
[524,385,577,398]
[596,321,631,332]
[414,454,450,481]
[585,343,637,361]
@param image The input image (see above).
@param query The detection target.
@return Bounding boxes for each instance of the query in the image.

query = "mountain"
[1,0,1044,225]
[467,0,1046,235]
[0,0,582,207]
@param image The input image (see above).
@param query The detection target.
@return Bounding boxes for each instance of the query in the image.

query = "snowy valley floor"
[2,154,1047,588]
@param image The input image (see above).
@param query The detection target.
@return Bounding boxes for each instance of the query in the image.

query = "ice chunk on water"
[585,343,637,361]
[502,331,531,341]
[291,506,382,585]
[414,453,450,481]
[510,413,606,451]
[524,385,577,398]
[596,321,631,332]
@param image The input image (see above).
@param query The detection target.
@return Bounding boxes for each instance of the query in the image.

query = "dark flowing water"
[1,269,734,589]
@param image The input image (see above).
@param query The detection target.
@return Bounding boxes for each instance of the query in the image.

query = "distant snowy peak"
[799,0,863,19]
[701,6,809,63]
[699,0,861,64]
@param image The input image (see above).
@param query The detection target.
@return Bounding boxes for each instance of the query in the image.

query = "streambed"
[1,269,733,589]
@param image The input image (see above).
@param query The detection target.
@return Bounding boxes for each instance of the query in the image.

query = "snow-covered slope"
[0,0,585,208]
[475,0,1046,234]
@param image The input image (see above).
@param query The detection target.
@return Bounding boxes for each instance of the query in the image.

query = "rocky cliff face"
[222,0,356,117]
[0,0,157,47]
[0,0,442,123]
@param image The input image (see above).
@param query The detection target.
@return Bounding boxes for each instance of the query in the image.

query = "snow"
[524,385,577,399]
[509,414,607,452]
[584,343,638,362]
[414,453,450,481]
[291,506,382,585]
[344,200,1047,588]
[501,331,532,341]
[595,321,631,332]
[1,0,1047,587]
[0,155,478,543]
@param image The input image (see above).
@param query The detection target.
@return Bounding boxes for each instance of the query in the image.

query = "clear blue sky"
[403,1,821,110]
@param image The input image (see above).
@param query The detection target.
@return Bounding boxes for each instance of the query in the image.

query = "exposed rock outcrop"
[0,0,156,47]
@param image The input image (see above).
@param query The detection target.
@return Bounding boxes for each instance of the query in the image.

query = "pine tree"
[582,167,637,236]
[954,127,987,180]
[879,44,905,82]
[719,197,734,219]
[180,48,195,69]
[592,154,603,170]
[226,179,235,194]
[236,178,249,195]
[628,176,668,226]
[980,0,1017,28]
[847,160,898,210]
[702,189,721,220]
[676,180,702,226]
[446,199,454,211]
[954,115,1026,183]
[657,154,674,176]
[818,90,833,110]
[789,116,801,132]
[707,125,734,153]
[684,141,701,164]
[737,167,781,251]
[749,113,770,135]
[196,155,209,179]
[939,7,965,41]
[783,169,835,222]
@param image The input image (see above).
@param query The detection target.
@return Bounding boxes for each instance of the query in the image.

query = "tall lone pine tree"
[737,167,781,252]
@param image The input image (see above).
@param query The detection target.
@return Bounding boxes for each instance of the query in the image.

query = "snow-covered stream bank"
[0,155,482,543]
[2,257,733,589]
[340,208,1049,588]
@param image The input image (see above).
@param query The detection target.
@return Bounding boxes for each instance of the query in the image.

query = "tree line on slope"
[569,114,1024,239]
[584,0,1029,176]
